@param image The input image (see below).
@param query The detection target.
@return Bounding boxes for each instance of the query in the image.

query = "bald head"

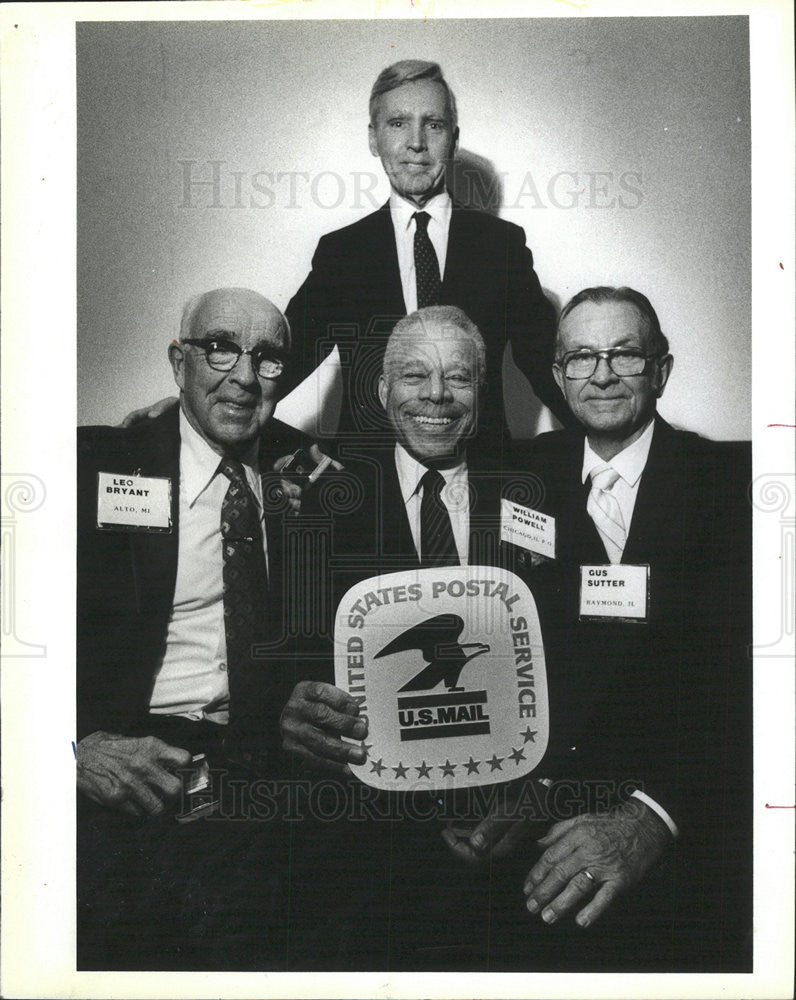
[169,287,290,457]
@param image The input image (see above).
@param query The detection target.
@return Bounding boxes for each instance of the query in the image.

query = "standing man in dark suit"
[285,59,566,445]
[77,287,303,969]
[508,286,751,969]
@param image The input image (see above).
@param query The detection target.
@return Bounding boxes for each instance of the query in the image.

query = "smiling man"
[76,287,303,969]
[508,286,752,968]
[285,59,566,445]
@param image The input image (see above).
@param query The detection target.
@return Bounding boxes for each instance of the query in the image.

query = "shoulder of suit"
[77,406,179,464]
[451,204,527,239]
[315,205,391,248]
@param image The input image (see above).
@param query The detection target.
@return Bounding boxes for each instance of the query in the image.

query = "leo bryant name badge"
[579,564,650,622]
[96,472,172,531]
[500,499,555,559]
[335,566,549,791]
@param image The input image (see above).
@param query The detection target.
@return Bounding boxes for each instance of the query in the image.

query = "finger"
[282,736,354,776]
[575,882,621,928]
[488,819,532,859]
[524,830,579,892]
[468,814,520,857]
[285,723,366,765]
[153,741,193,769]
[303,680,362,716]
[294,699,368,739]
[441,828,482,866]
[537,869,600,925]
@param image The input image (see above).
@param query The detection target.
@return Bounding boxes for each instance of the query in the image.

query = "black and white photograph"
[1,2,793,997]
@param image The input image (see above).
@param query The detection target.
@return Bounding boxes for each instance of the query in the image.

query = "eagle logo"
[375,613,491,692]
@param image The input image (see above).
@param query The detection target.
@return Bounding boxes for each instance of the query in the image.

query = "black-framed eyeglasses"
[557,348,659,380]
[182,338,286,380]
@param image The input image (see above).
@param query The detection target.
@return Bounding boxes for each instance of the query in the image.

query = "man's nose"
[406,122,426,150]
[422,372,451,403]
[229,351,259,388]
[590,356,618,386]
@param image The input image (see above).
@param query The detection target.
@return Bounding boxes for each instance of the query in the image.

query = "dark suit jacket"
[285,202,567,444]
[506,417,752,951]
[77,406,304,760]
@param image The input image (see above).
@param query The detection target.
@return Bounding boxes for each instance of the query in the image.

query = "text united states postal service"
[335,566,549,791]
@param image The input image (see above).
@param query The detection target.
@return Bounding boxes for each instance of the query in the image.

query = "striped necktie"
[586,466,626,564]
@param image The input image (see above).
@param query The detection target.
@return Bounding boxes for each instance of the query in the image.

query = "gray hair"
[555,286,670,360]
[178,288,291,349]
[369,60,458,129]
[384,305,485,385]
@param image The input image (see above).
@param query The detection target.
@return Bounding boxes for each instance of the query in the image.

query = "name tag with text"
[500,499,555,559]
[96,472,172,531]
[579,564,649,621]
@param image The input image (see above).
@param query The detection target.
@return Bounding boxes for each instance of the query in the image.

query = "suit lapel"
[623,418,680,565]
[381,451,420,569]
[127,407,181,616]
[363,202,406,316]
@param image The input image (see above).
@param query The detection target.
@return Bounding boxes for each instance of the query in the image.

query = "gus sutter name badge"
[579,564,650,622]
[335,566,549,791]
[96,472,172,531]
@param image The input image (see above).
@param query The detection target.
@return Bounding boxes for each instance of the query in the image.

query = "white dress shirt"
[389,189,452,314]
[581,418,655,562]
[149,410,267,723]
[580,418,678,837]
[394,443,469,564]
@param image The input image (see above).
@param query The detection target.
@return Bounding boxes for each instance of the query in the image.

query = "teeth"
[412,415,453,425]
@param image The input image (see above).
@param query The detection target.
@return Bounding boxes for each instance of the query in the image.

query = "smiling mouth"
[410,414,456,426]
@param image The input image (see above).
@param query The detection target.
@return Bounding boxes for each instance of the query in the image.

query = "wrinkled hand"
[523,798,671,928]
[280,680,368,775]
[76,730,193,817]
[273,445,341,515]
[118,396,178,428]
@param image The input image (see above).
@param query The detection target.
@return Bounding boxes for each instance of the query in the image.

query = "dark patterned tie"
[219,458,269,747]
[419,468,460,567]
[413,210,441,308]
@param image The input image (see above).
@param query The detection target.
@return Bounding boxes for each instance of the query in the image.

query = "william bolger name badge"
[334,566,548,791]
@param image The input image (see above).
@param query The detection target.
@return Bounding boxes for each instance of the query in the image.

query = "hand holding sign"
[280,680,368,775]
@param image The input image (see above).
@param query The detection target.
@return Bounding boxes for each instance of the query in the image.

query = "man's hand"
[280,681,368,775]
[522,798,671,928]
[118,396,178,428]
[442,786,541,864]
[273,445,341,515]
[76,731,193,817]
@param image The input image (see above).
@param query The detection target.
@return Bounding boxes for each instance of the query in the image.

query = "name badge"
[500,499,555,559]
[96,472,172,532]
[579,564,649,622]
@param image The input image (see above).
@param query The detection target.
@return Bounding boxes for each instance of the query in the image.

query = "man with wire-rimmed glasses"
[498,285,752,969]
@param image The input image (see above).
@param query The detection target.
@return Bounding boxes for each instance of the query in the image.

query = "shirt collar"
[389,189,452,234]
[394,442,467,504]
[179,407,261,508]
[581,418,656,487]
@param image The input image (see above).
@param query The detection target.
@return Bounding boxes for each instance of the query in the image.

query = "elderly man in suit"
[285,59,567,445]
[77,287,303,969]
[506,286,752,969]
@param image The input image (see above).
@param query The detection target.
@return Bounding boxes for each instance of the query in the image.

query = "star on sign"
[361,742,372,755]
[370,757,386,776]
[392,761,409,779]
[440,759,457,777]
[521,727,538,743]
[508,746,526,764]
[464,757,481,774]
[487,754,504,771]
[415,760,432,778]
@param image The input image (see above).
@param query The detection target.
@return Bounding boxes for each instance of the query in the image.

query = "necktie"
[413,211,441,308]
[587,466,626,564]
[219,458,269,746]
[419,468,460,567]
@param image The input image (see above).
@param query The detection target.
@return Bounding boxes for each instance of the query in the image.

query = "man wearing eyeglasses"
[500,286,752,969]
[76,287,304,968]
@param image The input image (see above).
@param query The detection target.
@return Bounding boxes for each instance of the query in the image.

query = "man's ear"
[654,354,674,398]
[452,125,460,155]
[552,363,566,398]
[168,341,186,391]
[368,123,379,158]
[377,374,388,410]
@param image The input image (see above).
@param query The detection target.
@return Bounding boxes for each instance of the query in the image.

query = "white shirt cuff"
[631,789,679,838]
